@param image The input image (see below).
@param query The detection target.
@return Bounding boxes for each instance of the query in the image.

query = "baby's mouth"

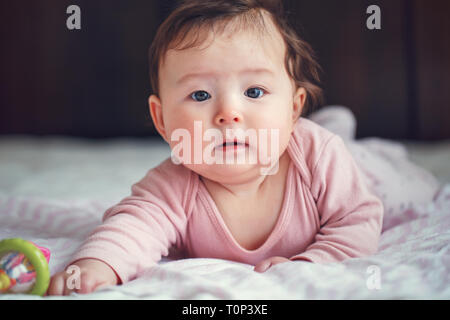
[216,139,248,150]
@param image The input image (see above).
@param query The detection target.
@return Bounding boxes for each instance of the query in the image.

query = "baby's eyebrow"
[176,68,275,85]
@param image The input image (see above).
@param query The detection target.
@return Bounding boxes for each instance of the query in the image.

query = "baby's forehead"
[162,30,286,82]
[163,10,284,62]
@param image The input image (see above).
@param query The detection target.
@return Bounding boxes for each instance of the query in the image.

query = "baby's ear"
[292,87,306,121]
[148,94,168,141]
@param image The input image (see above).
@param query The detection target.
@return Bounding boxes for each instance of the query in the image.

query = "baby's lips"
[216,138,248,148]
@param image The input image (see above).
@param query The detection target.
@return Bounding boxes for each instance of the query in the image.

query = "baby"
[48,0,383,295]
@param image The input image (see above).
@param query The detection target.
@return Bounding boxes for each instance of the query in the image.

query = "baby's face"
[149,18,305,184]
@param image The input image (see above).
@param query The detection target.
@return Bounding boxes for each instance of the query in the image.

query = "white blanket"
[0,136,449,299]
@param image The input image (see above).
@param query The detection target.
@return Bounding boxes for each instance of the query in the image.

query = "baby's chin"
[183,161,280,184]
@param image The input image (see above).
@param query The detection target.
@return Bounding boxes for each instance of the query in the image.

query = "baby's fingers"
[254,256,290,273]
[61,271,99,295]
[254,258,273,273]
[47,268,91,296]
[47,272,67,296]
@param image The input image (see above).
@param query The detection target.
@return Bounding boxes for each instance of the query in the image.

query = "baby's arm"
[291,135,384,263]
[47,162,191,295]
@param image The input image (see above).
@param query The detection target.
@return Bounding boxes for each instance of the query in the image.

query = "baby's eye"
[245,87,265,99]
[191,90,211,102]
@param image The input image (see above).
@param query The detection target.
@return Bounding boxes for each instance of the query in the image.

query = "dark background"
[1,0,449,140]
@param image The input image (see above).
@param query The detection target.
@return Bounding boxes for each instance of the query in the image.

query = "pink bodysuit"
[71,118,383,283]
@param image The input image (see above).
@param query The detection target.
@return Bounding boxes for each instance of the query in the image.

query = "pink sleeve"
[290,135,384,263]
[70,160,193,283]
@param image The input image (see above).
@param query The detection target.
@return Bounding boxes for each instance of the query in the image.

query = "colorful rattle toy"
[0,238,50,296]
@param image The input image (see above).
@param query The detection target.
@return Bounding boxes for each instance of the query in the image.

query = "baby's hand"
[47,258,119,295]
[254,256,290,273]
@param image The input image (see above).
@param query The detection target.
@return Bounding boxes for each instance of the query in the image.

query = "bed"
[0,134,449,300]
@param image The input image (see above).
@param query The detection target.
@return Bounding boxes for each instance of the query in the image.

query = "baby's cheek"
[168,126,214,166]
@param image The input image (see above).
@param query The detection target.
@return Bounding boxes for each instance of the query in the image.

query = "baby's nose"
[214,108,243,125]
[215,113,241,125]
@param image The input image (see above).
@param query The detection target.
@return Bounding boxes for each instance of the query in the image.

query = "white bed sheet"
[0,136,449,299]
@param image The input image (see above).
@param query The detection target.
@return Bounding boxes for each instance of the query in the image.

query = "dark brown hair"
[148,0,324,113]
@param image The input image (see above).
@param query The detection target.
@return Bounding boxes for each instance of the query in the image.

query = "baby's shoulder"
[143,158,196,190]
[137,158,198,210]
[288,117,340,187]
[291,118,337,160]
[294,117,336,145]
[149,158,194,180]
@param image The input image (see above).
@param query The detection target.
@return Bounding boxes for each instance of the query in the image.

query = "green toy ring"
[0,238,50,296]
